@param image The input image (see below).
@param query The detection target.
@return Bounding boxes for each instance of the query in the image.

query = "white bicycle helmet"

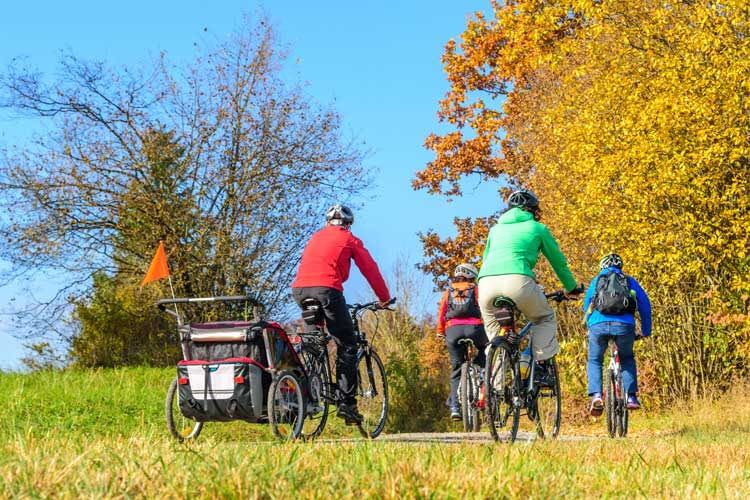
[325,204,354,225]
[453,263,479,280]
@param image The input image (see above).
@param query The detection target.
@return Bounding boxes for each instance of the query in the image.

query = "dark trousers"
[292,286,358,406]
[446,323,488,409]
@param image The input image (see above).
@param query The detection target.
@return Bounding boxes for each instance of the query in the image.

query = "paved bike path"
[326,431,592,444]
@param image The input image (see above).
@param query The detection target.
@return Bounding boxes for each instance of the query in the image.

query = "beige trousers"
[477,274,559,361]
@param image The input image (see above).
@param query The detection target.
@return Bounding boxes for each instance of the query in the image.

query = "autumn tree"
[417,0,750,400]
[0,18,369,364]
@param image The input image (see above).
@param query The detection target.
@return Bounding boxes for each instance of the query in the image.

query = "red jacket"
[292,225,390,302]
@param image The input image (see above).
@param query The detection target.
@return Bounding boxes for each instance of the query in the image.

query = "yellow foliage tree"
[417,0,750,400]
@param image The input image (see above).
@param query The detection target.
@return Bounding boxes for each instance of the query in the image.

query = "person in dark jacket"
[436,263,487,420]
[291,204,391,424]
[583,253,652,415]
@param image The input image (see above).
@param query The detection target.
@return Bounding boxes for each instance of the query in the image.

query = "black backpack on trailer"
[593,271,637,315]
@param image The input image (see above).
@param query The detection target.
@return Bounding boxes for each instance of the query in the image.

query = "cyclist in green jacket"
[477,190,581,385]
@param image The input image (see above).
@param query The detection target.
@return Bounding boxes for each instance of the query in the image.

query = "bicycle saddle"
[457,338,475,346]
[492,296,516,327]
[300,298,324,325]
[301,298,322,309]
[492,296,516,308]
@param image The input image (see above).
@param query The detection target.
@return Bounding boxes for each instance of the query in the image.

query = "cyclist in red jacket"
[436,263,487,420]
[292,204,391,424]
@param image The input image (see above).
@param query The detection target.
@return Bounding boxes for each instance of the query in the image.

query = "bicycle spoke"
[486,345,519,441]
[300,346,330,440]
[534,358,561,439]
[269,372,305,441]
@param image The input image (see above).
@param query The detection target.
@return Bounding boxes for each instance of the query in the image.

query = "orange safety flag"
[141,241,171,287]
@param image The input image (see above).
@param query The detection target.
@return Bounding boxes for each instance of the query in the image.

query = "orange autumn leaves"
[416,0,750,337]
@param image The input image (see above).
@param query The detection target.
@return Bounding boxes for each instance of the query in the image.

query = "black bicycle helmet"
[325,204,354,225]
[507,189,540,211]
[599,253,624,269]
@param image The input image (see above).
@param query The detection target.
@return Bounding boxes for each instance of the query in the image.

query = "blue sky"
[0,1,502,369]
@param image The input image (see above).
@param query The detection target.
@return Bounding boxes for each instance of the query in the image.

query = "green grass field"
[1,367,749,498]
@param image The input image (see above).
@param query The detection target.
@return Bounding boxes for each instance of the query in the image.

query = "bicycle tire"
[165,377,203,442]
[616,371,628,437]
[268,370,306,441]
[460,362,472,432]
[470,364,482,432]
[534,357,561,439]
[485,344,519,442]
[356,348,389,439]
[605,369,616,438]
[300,347,331,440]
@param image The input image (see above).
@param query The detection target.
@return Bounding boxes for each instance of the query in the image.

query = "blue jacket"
[583,267,652,336]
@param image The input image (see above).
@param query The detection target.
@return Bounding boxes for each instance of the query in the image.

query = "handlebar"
[348,297,397,314]
[545,285,585,303]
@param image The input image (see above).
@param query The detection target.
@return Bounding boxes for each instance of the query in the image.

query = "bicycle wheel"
[616,372,628,437]
[534,357,561,439]
[356,348,388,439]
[485,344,519,442]
[165,377,203,442]
[605,369,617,438]
[460,362,472,432]
[619,402,629,437]
[268,370,306,441]
[300,348,330,440]
[470,364,482,432]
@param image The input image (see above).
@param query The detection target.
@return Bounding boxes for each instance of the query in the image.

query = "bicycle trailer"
[159,295,307,440]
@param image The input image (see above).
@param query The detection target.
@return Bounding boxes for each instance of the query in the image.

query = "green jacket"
[478,208,577,292]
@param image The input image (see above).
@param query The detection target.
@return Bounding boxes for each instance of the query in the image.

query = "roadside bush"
[71,273,178,367]
[359,264,450,433]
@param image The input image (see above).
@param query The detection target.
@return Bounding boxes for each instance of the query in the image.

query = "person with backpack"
[583,253,652,414]
[436,263,487,420]
[477,189,582,387]
[292,204,392,424]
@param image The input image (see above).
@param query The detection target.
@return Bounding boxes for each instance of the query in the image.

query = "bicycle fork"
[358,348,378,399]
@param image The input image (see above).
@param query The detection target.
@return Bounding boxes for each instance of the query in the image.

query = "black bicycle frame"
[300,307,375,405]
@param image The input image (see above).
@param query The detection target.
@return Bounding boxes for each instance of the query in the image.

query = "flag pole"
[167,274,181,325]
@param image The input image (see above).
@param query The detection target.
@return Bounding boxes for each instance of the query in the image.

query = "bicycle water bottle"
[519,346,532,379]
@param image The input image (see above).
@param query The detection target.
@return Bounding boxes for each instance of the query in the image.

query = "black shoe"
[534,361,555,388]
[337,403,364,425]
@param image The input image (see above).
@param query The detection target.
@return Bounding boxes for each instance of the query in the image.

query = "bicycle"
[605,341,628,438]
[457,338,482,432]
[296,297,395,439]
[484,288,582,443]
